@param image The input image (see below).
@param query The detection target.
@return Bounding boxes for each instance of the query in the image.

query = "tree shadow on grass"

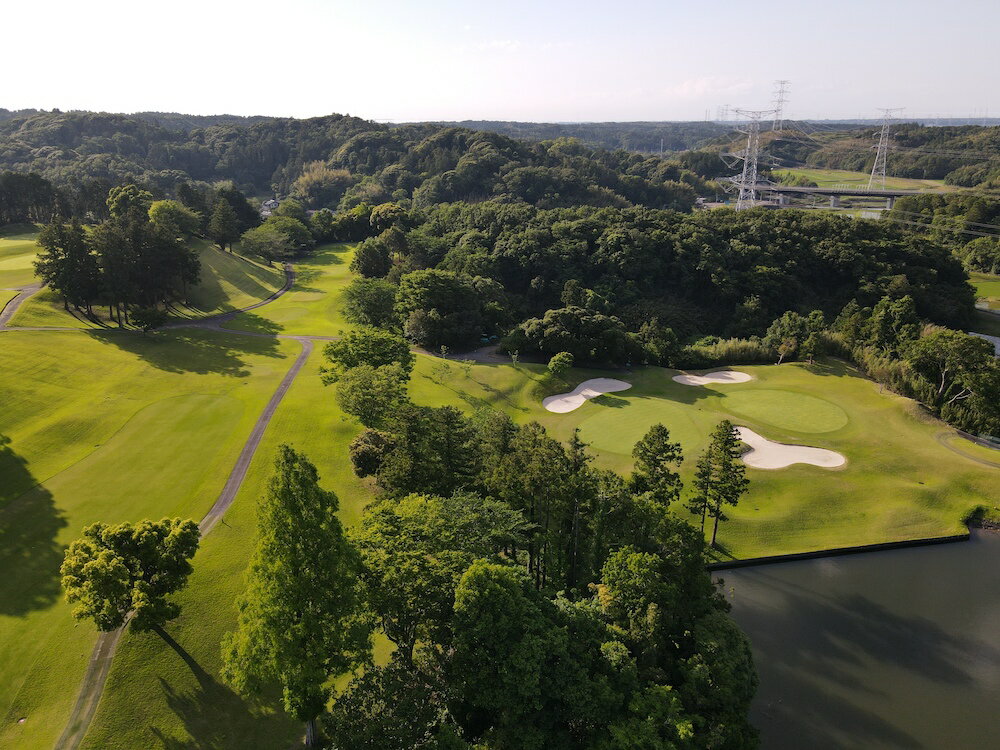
[150,629,299,750]
[0,435,67,615]
[87,327,283,377]
[218,312,288,336]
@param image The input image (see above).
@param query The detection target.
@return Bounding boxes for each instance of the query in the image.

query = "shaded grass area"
[0,232,39,289]
[10,242,284,329]
[0,330,297,750]
[221,243,357,337]
[971,310,1000,337]
[971,272,1000,310]
[773,167,952,192]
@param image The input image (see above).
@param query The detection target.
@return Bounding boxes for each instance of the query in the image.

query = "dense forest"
[0,111,711,211]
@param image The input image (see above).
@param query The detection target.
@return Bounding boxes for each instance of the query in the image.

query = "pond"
[720,530,1000,749]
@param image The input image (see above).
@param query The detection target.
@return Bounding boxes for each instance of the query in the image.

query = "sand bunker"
[736,426,846,470]
[543,378,632,413]
[672,370,752,386]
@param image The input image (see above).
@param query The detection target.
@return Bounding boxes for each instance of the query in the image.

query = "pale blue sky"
[5,0,996,121]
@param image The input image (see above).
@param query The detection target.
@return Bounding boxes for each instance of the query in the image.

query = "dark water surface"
[721,530,1000,750]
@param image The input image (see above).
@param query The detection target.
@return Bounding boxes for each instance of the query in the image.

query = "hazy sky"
[4,0,996,122]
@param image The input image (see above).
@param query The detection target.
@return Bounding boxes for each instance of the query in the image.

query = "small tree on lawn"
[60,518,200,632]
[687,420,749,547]
[630,423,683,508]
[547,351,574,380]
[222,446,369,747]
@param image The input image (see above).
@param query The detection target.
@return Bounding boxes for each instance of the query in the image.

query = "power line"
[720,107,777,210]
[869,108,904,189]
[772,80,790,132]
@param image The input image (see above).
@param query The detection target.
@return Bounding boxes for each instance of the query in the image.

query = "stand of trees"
[232,327,759,748]
[34,185,202,325]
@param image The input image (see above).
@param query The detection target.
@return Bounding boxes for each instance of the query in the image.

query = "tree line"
[59,326,758,749]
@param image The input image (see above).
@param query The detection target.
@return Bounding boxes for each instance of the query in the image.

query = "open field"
[11,241,285,329]
[0,329,298,749]
[221,243,357,337]
[773,167,952,192]
[972,272,1000,310]
[0,230,39,289]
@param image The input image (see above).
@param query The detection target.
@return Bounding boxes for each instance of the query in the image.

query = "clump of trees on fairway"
[34,185,202,325]
[60,518,200,631]
[262,328,759,748]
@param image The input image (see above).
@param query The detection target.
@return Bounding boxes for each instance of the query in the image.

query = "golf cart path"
[55,263,314,750]
[0,282,43,328]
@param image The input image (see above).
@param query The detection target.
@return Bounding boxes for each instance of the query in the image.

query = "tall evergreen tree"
[221,446,369,747]
[207,197,240,251]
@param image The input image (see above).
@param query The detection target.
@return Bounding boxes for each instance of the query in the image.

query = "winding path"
[21,263,318,750]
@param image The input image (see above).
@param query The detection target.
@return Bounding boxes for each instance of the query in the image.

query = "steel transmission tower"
[772,80,790,131]
[721,108,776,210]
[868,108,904,189]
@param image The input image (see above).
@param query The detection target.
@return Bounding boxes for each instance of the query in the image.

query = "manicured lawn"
[0,329,298,750]
[0,231,39,289]
[81,345,376,750]
[221,243,357,337]
[10,344,999,747]
[972,272,1000,310]
[11,242,285,329]
[413,358,999,559]
[773,167,952,192]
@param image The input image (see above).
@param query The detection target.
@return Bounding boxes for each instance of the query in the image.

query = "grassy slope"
[221,243,357,337]
[0,330,298,750]
[81,346,374,750]
[10,241,284,329]
[50,352,1000,747]
[0,232,39,289]
[972,272,1000,310]
[773,167,952,192]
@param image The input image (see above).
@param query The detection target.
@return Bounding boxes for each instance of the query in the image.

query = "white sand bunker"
[736,427,846,470]
[543,378,632,413]
[672,370,752,386]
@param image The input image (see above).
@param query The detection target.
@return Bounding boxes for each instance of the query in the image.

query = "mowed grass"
[0,230,39,289]
[0,329,299,750]
[413,357,999,559]
[972,272,1000,310]
[221,243,357,337]
[82,345,377,750]
[35,351,1000,747]
[773,167,952,192]
[11,241,284,329]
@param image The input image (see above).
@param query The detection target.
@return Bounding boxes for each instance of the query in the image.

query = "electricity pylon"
[868,107,904,189]
[772,80,790,131]
[721,108,777,210]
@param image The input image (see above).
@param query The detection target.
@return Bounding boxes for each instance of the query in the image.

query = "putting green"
[720,389,849,433]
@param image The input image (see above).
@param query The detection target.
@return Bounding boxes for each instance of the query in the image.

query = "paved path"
[53,263,313,750]
[0,282,42,328]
